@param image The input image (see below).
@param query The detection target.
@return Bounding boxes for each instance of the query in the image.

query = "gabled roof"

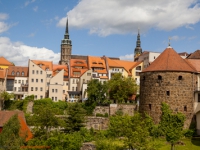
[52,64,68,77]
[70,59,89,78]
[0,111,32,141]
[186,50,200,59]
[32,60,53,71]
[88,56,106,69]
[0,57,14,66]
[185,59,200,72]
[143,47,196,73]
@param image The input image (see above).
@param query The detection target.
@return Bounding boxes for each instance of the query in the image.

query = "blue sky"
[0,0,200,66]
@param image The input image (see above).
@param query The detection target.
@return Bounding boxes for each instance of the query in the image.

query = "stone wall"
[80,142,96,150]
[139,71,196,128]
[86,117,109,130]
[93,104,135,116]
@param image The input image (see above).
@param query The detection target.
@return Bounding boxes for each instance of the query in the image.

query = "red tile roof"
[0,111,33,141]
[0,69,6,79]
[52,64,68,77]
[143,47,196,73]
[32,60,53,71]
[0,57,14,66]
[7,66,28,77]
[70,59,88,77]
[186,50,200,59]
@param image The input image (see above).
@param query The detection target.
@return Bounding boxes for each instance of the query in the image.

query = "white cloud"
[0,13,9,20]
[24,0,36,7]
[33,6,38,12]
[119,54,134,61]
[170,35,186,41]
[57,0,200,36]
[0,37,60,66]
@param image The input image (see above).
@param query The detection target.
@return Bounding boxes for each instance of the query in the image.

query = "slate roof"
[143,47,196,73]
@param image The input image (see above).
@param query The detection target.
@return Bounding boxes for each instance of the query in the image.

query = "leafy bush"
[183,129,195,138]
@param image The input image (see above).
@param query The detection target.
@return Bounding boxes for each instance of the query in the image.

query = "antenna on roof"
[168,37,171,46]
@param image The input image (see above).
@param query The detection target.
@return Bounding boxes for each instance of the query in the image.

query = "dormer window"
[16,71,20,76]
[11,71,15,76]
[21,71,24,76]
[46,68,49,71]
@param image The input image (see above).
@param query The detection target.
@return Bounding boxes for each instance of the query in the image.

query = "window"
[34,95,37,99]
[87,73,91,76]
[40,95,43,99]
[26,80,28,83]
[73,79,75,84]
[135,78,137,81]
[21,71,24,76]
[52,97,54,100]
[135,72,140,76]
[16,71,20,76]
[198,94,200,102]
[47,82,50,86]
[18,87,21,92]
[36,79,38,82]
[136,66,141,70]
[14,80,17,83]
[41,79,43,83]
[11,71,15,76]
[166,91,170,96]
[31,87,33,91]
[32,70,35,74]
[63,90,65,93]
[40,87,43,91]
[184,105,187,111]
[76,87,78,91]
[14,87,16,91]
[52,89,54,92]
[40,71,42,74]
[22,80,24,84]
[55,97,57,101]
[32,79,34,82]
[36,70,39,74]
[35,87,38,91]
[55,89,58,93]
[178,76,182,80]
[66,82,68,86]
[72,87,74,91]
[18,80,21,83]
[149,104,152,110]
[154,56,156,59]
[158,75,162,80]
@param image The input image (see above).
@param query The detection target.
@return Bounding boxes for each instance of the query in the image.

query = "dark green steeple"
[134,29,142,57]
[61,17,72,45]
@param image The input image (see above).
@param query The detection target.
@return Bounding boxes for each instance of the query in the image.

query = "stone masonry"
[139,71,196,128]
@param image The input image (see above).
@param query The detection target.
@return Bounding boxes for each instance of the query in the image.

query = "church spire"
[134,28,142,60]
[65,17,69,34]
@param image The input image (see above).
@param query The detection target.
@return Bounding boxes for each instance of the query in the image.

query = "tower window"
[178,76,182,80]
[158,75,162,80]
[149,104,152,110]
[166,91,170,96]
[184,105,187,111]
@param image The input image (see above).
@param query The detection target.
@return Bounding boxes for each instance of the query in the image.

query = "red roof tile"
[0,57,14,66]
[143,47,196,73]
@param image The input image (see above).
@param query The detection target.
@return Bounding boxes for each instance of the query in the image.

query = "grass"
[157,137,200,150]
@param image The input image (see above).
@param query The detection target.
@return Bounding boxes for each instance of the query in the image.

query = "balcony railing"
[21,83,28,87]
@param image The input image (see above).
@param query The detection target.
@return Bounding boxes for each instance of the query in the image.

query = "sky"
[1,0,200,66]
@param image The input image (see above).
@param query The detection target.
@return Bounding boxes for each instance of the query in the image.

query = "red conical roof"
[143,47,196,73]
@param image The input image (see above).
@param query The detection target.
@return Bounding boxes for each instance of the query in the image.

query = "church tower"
[59,18,72,65]
[134,29,142,59]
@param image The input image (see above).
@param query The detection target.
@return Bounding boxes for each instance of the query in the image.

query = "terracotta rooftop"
[70,59,88,78]
[185,59,200,72]
[143,47,196,73]
[0,111,32,141]
[0,57,14,66]
[88,56,106,69]
[7,66,28,77]
[52,64,68,77]
[186,50,200,59]
[32,60,53,71]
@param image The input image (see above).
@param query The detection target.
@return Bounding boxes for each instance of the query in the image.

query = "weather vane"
[168,37,171,46]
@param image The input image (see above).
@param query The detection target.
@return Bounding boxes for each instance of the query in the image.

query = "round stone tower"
[139,46,197,128]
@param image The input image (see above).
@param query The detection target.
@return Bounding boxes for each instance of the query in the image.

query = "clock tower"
[59,18,72,65]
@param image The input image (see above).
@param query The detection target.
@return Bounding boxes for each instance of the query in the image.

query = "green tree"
[0,91,14,110]
[63,103,86,133]
[0,114,25,150]
[108,113,154,150]
[87,79,109,104]
[31,106,61,139]
[108,73,138,103]
[159,103,185,150]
